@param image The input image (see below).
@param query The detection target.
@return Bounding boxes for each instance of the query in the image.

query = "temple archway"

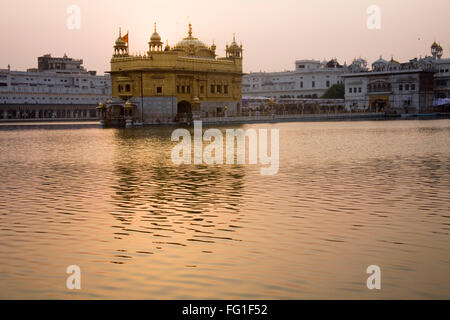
[177,100,192,115]
[176,100,193,123]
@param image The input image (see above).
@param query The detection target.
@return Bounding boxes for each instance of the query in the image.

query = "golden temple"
[99,23,243,126]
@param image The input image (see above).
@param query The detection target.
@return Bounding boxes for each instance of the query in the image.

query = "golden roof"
[228,34,240,49]
[431,41,442,51]
[115,28,127,47]
[115,37,126,46]
[150,23,162,43]
[174,24,208,51]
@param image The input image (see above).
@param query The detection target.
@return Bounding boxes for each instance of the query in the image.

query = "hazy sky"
[1,0,449,74]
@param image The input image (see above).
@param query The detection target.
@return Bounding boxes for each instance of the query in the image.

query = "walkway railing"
[200,112,386,124]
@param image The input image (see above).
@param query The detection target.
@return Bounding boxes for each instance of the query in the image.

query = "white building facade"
[344,43,449,114]
[344,69,434,114]
[243,59,346,99]
[0,54,111,120]
[433,46,450,103]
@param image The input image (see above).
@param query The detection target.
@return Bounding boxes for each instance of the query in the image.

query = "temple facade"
[100,24,243,126]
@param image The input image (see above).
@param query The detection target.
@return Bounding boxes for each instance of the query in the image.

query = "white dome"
[373,57,388,65]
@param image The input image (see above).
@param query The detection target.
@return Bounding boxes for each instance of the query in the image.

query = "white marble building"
[431,42,450,101]
[243,59,347,99]
[344,42,448,114]
[0,54,111,120]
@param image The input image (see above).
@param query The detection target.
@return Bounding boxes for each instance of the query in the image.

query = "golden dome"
[229,34,239,49]
[115,28,127,47]
[174,23,208,51]
[175,38,208,50]
[431,41,441,49]
[115,37,126,46]
[151,32,161,42]
[150,23,162,43]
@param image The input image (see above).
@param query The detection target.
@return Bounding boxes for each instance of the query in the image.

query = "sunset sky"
[0,0,449,74]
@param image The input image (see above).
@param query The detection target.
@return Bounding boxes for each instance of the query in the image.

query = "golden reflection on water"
[0,120,449,299]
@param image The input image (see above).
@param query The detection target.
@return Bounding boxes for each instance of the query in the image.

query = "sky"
[0,0,449,75]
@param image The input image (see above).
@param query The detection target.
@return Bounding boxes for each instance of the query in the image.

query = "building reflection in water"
[108,126,246,264]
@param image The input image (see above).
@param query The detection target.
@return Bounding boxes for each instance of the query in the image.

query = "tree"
[321,84,345,99]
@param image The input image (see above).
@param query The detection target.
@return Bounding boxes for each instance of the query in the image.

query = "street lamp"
[97,101,107,126]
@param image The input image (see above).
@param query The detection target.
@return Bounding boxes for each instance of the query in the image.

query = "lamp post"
[192,97,201,121]
[97,101,107,127]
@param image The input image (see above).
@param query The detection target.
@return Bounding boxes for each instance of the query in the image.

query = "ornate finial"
[233,33,236,42]
[188,23,192,37]
[154,22,157,33]
[119,27,122,37]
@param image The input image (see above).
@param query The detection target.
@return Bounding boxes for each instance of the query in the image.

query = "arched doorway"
[106,104,126,126]
[372,99,387,112]
[370,96,389,112]
[177,100,192,122]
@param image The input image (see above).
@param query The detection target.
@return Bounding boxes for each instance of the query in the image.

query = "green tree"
[321,84,345,99]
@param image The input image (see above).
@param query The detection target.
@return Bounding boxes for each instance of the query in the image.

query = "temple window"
[125,84,130,92]
[156,86,162,94]
[216,85,222,94]
[182,86,185,93]
[210,85,215,93]
[186,86,190,93]
[200,86,204,94]
[224,85,228,94]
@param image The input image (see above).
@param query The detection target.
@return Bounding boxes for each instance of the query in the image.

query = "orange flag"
[121,33,128,44]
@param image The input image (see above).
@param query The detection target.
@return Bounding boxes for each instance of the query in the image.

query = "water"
[0,120,449,299]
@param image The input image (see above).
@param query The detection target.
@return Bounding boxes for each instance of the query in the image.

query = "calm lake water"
[0,120,449,299]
